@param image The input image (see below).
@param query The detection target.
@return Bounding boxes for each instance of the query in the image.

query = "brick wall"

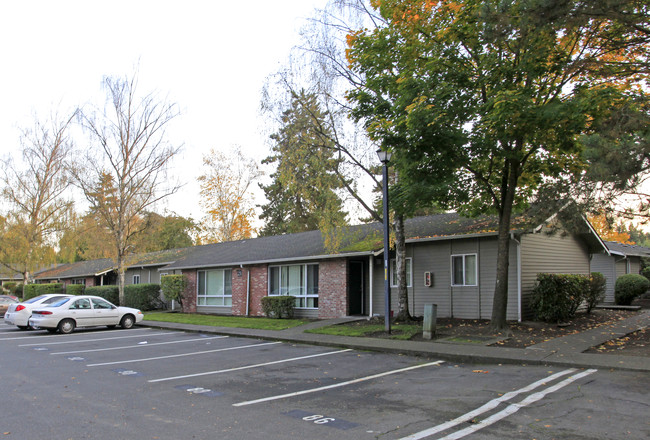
[181,269,197,313]
[248,265,269,316]
[318,259,348,319]
[231,268,247,315]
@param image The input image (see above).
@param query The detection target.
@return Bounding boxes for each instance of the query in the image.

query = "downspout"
[511,233,522,322]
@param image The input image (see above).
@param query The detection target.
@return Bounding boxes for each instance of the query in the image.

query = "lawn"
[143,312,308,331]
[306,321,421,340]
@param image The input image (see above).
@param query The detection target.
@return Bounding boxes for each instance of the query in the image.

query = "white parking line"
[233,360,444,407]
[0,327,151,341]
[86,341,282,366]
[397,368,596,440]
[148,349,353,383]
[49,335,229,355]
[19,332,171,346]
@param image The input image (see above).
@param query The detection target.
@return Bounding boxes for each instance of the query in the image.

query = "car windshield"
[48,298,71,307]
[24,295,47,304]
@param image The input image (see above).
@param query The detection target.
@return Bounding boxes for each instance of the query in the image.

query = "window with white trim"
[451,254,477,286]
[133,274,140,285]
[268,264,319,308]
[197,269,232,306]
[390,258,412,287]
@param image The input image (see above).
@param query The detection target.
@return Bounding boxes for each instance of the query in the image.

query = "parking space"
[1,325,647,439]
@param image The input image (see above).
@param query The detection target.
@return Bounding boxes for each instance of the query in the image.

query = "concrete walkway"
[140,310,650,372]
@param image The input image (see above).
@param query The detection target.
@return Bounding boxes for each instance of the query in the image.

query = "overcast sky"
[0,0,330,222]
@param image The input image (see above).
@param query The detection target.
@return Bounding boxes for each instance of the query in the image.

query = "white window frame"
[451,253,478,287]
[268,263,319,309]
[197,269,232,306]
[133,274,140,285]
[390,258,412,288]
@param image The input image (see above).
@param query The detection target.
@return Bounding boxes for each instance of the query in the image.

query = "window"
[91,297,114,309]
[269,264,319,308]
[197,269,232,306]
[390,258,412,287]
[71,278,86,285]
[451,254,477,286]
[133,274,140,284]
[71,298,91,309]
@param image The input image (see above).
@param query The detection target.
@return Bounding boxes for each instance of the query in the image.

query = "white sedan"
[29,295,144,334]
[4,294,72,329]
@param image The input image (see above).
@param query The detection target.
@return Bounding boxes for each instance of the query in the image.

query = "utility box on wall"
[424,271,433,287]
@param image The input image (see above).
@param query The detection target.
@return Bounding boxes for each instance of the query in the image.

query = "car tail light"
[34,310,53,315]
[15,305,26,312]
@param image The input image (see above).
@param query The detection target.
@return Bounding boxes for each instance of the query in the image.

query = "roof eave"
[159,251,375,271]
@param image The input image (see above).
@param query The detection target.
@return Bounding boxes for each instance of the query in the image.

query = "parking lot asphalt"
[3,320,648,439]
[140,309,650,373]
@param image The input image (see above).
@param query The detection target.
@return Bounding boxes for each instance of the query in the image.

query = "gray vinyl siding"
[373,236,519,320]
[628,257,641,275]
[615,259,628,278]
[125,267,165,285]
[520,230,590,320]
[196,305,232,315]
[295,309,319,319]
[591,253,617,303]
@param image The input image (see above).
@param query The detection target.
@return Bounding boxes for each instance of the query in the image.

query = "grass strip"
[143,312,308,331]
[306,323,421,340]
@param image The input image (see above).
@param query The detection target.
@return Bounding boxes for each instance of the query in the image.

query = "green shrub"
[65,284,85,295]
[85,285,119,305]
[641,266,650,281]
[124,283,161,311]
[261,296,295,319]
[586,272,606,313]
[3,282,17,292]
[530,273,589,323]
[615,274,650,305]
[161,275,188,311]
[23,283,64,300]
[12,283,23,298]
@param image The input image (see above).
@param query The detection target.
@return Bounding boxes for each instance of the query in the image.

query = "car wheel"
[46,328,58,334]
[120,314,135,329]
[58,319,75,334]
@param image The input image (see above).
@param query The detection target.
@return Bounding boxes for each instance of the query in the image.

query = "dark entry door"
[349,261,364,315]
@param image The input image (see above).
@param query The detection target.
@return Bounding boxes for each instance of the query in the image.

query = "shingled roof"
[34,248,195,281]
[604,241,650,258]
[35,258,115,280]
[161,212,542,271]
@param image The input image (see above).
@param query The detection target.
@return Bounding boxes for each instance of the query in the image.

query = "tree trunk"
[117,252,126,306]
[490,160,519,331]
[394,213,412,321]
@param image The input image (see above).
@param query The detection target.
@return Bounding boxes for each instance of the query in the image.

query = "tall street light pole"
[377,149,392,334]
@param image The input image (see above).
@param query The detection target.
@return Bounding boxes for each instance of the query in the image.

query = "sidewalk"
[140,310,650,372]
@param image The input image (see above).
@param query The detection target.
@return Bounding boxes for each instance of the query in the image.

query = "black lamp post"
[377,148,392,334]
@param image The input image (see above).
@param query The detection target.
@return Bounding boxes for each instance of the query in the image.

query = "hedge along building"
[160,212,608,321]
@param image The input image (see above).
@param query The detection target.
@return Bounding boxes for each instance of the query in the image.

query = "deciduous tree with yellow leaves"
[197,148,262,243]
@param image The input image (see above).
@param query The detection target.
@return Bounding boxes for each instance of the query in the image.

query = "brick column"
[181,269,197,313]
[318,259,348,319]
[231,267,247,316]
